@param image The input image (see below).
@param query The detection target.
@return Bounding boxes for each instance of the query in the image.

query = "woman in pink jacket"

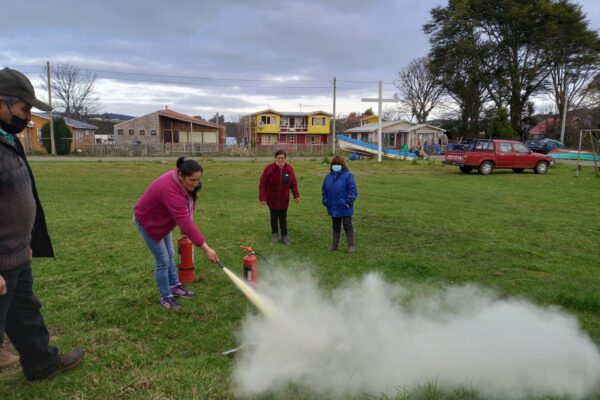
[134,157,218,310]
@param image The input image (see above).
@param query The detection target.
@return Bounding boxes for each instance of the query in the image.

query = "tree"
[363,108,374,116]
[41,117,72,155]
[425,0,595,136]
[544,0,600,116]
[41,63,99,119]
[425,6,490,136]
[486,108,514,139]
[393,57,444,123]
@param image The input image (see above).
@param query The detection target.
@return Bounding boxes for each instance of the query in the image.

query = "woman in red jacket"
[259,150,300,244]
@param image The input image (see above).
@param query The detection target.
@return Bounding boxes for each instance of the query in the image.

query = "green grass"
[1,159,599,399]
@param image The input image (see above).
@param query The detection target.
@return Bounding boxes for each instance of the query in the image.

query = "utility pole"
[332,77,336,154]
[362,81,398,162]
[46,61,56,155]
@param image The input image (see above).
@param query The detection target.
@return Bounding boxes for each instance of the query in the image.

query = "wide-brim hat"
[0,67,52,111]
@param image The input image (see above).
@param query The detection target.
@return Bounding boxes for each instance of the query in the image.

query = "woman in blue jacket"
[322,156,358,252]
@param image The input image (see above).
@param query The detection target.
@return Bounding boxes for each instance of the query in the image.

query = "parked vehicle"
[443,139,554,175]
[525,138,566,154]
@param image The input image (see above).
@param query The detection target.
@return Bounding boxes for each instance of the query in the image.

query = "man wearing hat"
[0,67,84,381]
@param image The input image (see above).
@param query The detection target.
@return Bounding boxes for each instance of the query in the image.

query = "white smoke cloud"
[232,268,600,399]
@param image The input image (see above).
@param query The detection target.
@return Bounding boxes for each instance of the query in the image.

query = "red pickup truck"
[443,139,554,175]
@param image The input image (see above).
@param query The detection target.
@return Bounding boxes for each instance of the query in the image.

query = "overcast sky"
[2,0,600,120]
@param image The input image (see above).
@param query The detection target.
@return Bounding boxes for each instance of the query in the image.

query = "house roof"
[157,109,224,129]
[345,119,445,134]
[33,112,98,130]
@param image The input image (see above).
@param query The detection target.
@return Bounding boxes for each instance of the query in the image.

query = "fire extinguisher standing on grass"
[178,236,195,284]
[241,246,258,288]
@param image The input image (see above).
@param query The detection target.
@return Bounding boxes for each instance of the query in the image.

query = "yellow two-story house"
[240,109,332,145]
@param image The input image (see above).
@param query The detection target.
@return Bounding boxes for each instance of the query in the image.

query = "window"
[140,129,145,135]
[500,143,512,153]
[76,130,83,140]
[38,128,43,144]
[475,141,493,151]
[150,130,157,135]
[117,129,123,135]
[260,115,274,125]
[312,116,326,126]
[514,143,529,153]
[383,133,395,147]
[129,129,134,135]
[309,135,320,144]
[262,134,277,144]
[361,133,369,142]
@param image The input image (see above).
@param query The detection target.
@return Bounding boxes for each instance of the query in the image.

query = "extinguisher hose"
[252,250,270,266]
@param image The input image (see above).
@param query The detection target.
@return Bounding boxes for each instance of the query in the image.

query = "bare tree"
[394,57,444,123]
[41,63,99,118]
[381,106,401,121]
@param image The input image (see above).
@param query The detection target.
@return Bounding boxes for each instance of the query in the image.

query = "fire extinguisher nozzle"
[216,260,225,269]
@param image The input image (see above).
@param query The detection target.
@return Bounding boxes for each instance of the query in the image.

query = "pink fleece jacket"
[134,169,205,246]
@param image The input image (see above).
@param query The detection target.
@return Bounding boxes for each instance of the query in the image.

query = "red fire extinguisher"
[241,246,257,288]
[178,236,195,284]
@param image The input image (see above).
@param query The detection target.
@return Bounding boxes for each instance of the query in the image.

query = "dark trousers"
[332,216,353,233]
[269,208,288,236]
[0,262,59,380]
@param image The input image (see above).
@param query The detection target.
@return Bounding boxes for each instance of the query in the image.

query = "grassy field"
[0,158,599,399]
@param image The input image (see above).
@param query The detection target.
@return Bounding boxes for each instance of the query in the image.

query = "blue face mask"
[331,165,342,173]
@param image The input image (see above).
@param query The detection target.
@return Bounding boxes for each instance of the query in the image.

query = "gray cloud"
[2,0,599,117]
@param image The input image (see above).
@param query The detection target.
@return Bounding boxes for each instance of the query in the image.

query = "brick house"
[113,108,224,146]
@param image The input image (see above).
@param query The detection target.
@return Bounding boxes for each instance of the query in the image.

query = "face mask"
[331,165,342,173]
[1,106,28,135]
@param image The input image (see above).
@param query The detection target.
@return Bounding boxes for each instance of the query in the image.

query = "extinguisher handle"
[240,246,253,254]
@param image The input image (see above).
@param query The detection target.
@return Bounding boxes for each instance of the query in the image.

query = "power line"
[14,64,395,87]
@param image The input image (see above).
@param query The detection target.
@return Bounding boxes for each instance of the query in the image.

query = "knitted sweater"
[0,136,35,269]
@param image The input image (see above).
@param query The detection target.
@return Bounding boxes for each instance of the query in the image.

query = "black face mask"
[1,106,28,135]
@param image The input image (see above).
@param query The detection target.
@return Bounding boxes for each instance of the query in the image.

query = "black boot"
[346,229,355,253]
[329,230,340,251]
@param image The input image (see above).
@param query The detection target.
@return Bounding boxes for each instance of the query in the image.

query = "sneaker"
[0,342,19,369]
[171,284,195,297]
[160,296,181,310]
[26,348,85,382]
[281,235,289,245]
[271,233,279,243]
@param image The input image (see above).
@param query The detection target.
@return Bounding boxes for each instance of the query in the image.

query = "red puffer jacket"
[259,162,300,209]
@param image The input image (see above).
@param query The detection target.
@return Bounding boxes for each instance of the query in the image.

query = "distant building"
[240,109,332,145]
[344,120,446,149]
[529,116,585,139]
[17,112,98,153]
[113,108,225,146]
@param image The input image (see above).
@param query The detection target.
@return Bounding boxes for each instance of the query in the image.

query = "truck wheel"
[512,168,524,173]
[478,161,494,175]
[534,161,549,175]
[459,166,473,174]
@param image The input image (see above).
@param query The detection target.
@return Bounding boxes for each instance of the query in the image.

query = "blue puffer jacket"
[322,168,358,217]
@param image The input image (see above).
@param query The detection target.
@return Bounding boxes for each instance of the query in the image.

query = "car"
[525,138,566,154]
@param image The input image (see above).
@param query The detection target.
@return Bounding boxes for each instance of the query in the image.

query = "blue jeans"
[134,217,180,298]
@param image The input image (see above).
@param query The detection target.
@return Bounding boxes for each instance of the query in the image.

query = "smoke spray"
[233,267,600,398]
